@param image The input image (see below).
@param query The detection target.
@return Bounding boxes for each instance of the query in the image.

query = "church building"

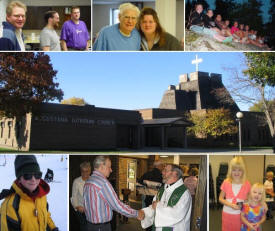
[0,64,272,151]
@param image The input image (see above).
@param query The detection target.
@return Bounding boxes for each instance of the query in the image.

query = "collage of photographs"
[0,0,274,231]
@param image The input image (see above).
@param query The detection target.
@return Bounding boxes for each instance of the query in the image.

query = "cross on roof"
[191,55,203,72]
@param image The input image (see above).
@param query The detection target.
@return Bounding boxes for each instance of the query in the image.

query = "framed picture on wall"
[128,162,136,179]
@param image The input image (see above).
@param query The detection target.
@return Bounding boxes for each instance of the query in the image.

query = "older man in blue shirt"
[93,3,141,51]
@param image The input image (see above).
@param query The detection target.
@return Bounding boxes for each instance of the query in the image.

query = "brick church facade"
[0,71,272,151]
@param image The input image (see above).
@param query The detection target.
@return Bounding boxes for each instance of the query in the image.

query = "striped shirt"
[83,170,138,223]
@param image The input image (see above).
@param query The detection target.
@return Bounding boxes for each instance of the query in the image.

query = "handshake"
[137,209,145,220]
[137,200,158,221]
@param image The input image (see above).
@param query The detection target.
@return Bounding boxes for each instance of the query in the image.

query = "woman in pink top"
[231,21,239,34]
[219,156,251,231]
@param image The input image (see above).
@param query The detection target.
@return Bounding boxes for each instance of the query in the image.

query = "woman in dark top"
[188,3,205,28]
[203,9,222,35]
[137,7,182,51]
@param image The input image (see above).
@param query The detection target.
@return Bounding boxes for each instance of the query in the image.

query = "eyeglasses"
[163,169,173,173]
[12,14,26,19]
[123,16,137,21]
[23,172,42,180]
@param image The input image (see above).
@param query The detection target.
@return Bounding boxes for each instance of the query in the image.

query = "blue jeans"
[190,25,217,37]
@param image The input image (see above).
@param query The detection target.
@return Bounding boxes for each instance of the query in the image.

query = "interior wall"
[176,0,184,40]
[209,155,265,200]
[180,155,201,165]
[266,155,275,170]
[243,155,265,185]
[93,4,119,36]
[209,155,233,200]
[156,0,176,36]
[144,2,155,8]
[23,0,90,6]
[0,0,9,25]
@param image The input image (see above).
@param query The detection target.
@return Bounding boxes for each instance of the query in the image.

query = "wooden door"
[191,155,207,231]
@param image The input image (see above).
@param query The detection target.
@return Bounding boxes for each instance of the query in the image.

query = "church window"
[8,121,12,139]
[0,122,4,138]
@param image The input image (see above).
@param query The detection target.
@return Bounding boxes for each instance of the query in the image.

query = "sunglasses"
[22,172,42,180]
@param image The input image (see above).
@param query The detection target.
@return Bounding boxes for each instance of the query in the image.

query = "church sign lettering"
[34,115,115,126]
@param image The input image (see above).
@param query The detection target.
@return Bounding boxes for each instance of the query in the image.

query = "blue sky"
[48,52,249,111]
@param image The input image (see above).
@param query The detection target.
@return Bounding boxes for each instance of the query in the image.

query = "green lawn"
[0,147,21,153]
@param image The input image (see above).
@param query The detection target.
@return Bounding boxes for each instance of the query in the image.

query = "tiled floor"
[116,218,145,231]
[210,208,275,231]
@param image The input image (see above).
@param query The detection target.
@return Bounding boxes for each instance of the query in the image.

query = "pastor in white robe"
[141,178,192,231]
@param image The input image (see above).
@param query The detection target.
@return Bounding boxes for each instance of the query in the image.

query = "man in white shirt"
[141,164,192,231]
[71,161,91,231]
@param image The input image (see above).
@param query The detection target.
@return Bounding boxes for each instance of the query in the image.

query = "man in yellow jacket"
[0,155,58,231]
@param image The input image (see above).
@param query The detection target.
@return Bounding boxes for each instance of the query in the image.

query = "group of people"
[0,1,90,51]
[93,3,183,51]
[188,3,270,49]
[3,155,273,231]
[71,156,193,231]
[219,156,274,231]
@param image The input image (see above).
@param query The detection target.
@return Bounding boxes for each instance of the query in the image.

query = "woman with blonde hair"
[137,7,182,51]
[219,156,251,231]
[241,183,267,231]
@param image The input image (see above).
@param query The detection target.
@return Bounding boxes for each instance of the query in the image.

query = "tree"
[61,97,88,106]
[0,53,63,118]
[230,0,263,33]
[214,53,275,151]
[244,53,275,151]
[269,0,275,23]
[188,108,237,138]
[244,53,275,87]
[214,0,237,22]
[185,0,193,21]
[249,99,275,112]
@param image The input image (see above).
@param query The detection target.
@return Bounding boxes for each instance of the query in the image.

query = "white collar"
[164,178,183,192]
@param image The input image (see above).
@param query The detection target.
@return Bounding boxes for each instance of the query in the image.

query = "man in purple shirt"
[60,6,90,51]
[83,156,145,231]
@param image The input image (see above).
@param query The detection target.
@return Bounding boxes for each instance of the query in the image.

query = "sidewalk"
[118,147,274,154]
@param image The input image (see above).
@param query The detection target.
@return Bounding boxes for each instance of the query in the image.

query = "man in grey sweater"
[40,11,61,51]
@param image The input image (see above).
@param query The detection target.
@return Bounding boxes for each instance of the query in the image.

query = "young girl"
[219,156,251,231]
[241,183,267,231]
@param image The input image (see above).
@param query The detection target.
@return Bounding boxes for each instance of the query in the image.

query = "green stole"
[152,183,187,231]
